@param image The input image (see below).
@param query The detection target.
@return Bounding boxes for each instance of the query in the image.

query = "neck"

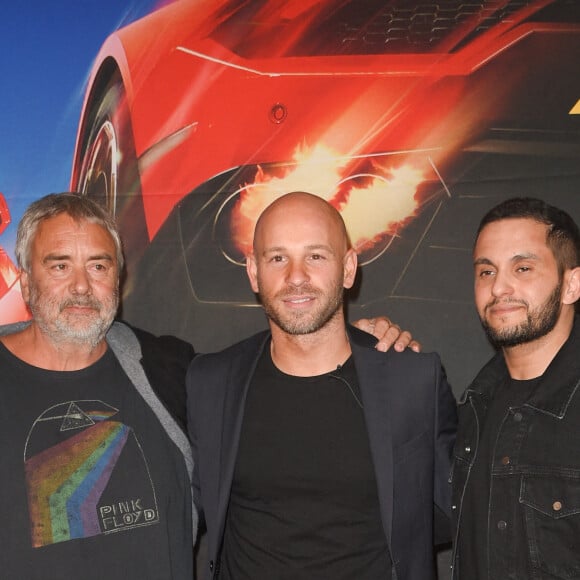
[502,310,574,380]
[0,322,108,371]
[269,314,351,377]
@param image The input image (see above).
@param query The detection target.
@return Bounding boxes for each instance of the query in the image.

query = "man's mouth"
[486,301,526,318]
[286,296,313,304]
[61,300,100,313]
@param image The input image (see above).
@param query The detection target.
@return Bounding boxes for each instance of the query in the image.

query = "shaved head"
[253,192,351,254]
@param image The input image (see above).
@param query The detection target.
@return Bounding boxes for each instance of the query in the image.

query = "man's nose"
[285,259,309,286]
[69,268,91,294]
[490,270,514,298]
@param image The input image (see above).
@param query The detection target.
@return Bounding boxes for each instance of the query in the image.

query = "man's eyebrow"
[305,244,333,252]
[473,253,539,267]
[262,244,334,255]
[262,246,286,254]
[42,253,114,264]
[473,257,493,267]
[88,253,115,262]
[511,252,539,261]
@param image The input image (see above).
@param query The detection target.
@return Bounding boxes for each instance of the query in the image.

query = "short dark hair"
[16,192,124,273]
[476,197,580,275]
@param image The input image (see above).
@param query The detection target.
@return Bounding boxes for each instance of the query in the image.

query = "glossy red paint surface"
[71,0,578,243]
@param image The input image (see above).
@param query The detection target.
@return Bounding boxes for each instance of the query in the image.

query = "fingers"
[375,330,422,353]
[351,315,422,353]
[361,316,401,349]
[408,339,422,353]
[374,325,404,352]
[352,316,389,335]
[371,317,394,340]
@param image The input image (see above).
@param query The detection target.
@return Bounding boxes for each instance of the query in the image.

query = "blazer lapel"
[350,334,395,552]
[216,332,270,536]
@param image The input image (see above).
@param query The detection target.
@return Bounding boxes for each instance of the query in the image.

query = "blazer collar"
[347,325,395,551]
[218,331,270,524]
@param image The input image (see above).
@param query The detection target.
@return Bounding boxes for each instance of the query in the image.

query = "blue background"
[0,0,158,255]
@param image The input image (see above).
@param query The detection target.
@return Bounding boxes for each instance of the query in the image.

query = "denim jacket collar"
[460,315,580,419]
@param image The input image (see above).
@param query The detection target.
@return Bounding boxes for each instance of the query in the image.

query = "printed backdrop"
[1,2,579,577]
[2,0,578,394]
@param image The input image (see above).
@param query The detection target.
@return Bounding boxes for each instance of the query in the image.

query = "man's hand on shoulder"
[352,316,421,353]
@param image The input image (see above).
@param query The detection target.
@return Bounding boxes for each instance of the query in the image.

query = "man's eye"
[517,266,531,273]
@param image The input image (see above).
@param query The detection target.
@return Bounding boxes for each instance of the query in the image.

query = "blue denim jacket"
[450,316,580,580]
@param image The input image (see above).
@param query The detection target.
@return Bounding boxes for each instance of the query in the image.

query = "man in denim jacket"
[451,197,580,579]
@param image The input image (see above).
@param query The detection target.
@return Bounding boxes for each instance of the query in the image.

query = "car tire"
[76,70,149,281]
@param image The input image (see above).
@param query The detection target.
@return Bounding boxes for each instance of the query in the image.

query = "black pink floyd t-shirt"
[0,342,193,580]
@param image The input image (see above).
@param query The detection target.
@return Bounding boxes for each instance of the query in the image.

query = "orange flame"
[230,143,427,259]
[339,164,423,253]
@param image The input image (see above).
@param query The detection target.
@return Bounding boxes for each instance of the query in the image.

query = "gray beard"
[29,290,118,349]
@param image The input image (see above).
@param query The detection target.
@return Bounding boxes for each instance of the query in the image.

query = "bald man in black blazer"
[187,192,457,580]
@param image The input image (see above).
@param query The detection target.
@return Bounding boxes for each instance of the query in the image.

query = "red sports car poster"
[2,0,579,393]
[1,1,579,577]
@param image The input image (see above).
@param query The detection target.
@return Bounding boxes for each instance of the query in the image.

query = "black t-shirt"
[458,376,540,579]
[221,348,392,580]
[0,342,193,580]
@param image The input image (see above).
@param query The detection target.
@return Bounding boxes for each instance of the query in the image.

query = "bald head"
[253,192,351,254]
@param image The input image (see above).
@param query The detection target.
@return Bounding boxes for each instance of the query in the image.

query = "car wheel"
[77,71,149,276]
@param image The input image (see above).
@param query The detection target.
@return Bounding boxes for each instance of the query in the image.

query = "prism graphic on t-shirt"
[24,400,159,548]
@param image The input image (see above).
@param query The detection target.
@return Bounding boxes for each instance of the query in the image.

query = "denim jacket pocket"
[520,474,580,579]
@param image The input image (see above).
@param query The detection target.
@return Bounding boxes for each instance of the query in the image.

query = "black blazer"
[187,325,457,580]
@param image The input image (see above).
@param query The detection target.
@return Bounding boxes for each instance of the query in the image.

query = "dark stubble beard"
[261,283,344,335]
[480,280,562,349]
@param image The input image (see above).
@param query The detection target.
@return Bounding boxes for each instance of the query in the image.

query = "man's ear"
[246,254,259,293]
[562,266,580,306]
[343,248,358,290]
[19,270,30,304]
